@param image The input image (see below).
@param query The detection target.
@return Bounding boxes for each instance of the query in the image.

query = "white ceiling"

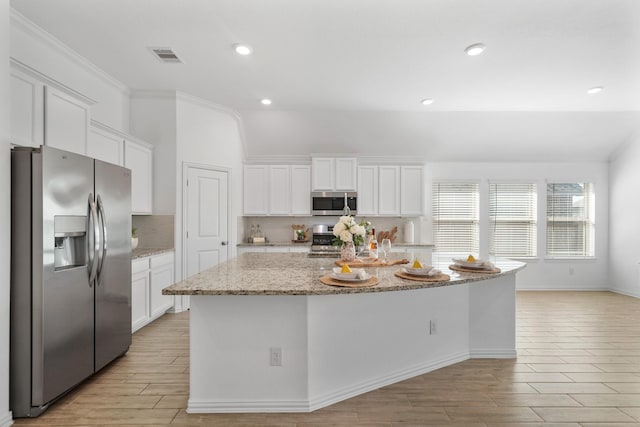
[10,0,640,161]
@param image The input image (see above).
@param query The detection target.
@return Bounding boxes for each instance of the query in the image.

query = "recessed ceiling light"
[260,98,272,105]
[421,98,434,105]
[234,44,252,55]
[587,86,604,95]
[464,43,486,56]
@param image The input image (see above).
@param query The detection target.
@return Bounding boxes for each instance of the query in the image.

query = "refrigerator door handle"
[96,194,107,284]
[87,193,99,285]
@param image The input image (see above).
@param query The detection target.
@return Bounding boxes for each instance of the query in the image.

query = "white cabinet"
[268,165,291,215]
[150,253,175,318]
[243,165,311,216]
[401,166,424,216]
[378,166,401,216]
[125,139,153,214]
[244,165,269,215]
[131,252,175,333]
[290,165,312,215]
[312,157,357,191]
[44,86,90,155]
[88,124,124,166]
[10,69,44,147]
[357,164,424,217]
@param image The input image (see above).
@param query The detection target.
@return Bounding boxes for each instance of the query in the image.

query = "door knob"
[221,241,228,245]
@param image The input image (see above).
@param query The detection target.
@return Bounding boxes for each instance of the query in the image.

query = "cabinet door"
[335,158,357,191]
[378,166,400,216]
[88,126,124,166]
[125,140,153,214]
[243,166,269,215]
[150,253,175,318]
[131,269,150,333]
[10,69,44,147]
[401,166,424,216]
[268,166,291,215]
[311,158,335,191]
[357,166,378,215]
[44,86,90,155]
[290,165,311,215]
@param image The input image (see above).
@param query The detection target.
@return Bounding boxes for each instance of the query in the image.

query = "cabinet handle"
[221,241,228,245]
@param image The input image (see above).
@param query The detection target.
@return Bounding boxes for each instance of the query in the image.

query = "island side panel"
[188,295,310,413]
[306,284,471,410]
[468,274,517,357]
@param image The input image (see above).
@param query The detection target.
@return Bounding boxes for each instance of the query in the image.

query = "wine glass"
[381,238,392,263]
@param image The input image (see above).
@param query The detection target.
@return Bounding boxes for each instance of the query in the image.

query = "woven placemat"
[394,270,450,282]
[320,275,379,288]
[335,258,409,268]
[448,264,501,274]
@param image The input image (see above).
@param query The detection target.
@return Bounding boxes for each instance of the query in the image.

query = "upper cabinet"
[10,69,44,147]
[88,123,124,166]
[243,165,311,216]
[44,86,90,155]
[311,157,357,191]
[357,164,424,217]
[125,139,153,215]
[400,166,424,216]
[11,66,92,155]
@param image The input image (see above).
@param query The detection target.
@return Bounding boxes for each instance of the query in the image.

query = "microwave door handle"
[96,194,107,285]
[87,193,99,285]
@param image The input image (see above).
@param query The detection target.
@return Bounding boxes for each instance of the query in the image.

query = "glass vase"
[341,241,356,262]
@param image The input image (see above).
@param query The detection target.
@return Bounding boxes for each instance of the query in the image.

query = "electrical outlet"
[270,347,282,366]
[430,319,437,335]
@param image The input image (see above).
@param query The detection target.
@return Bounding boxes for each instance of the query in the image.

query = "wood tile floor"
[13,291,640,426]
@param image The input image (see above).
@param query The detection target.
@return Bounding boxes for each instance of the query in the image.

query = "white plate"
[330,272,371,282]
[332,267,364,280]
[452,258,486,268]
[403,267,433,276]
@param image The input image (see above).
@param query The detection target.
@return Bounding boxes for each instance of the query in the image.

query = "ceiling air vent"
[149,47,183,64]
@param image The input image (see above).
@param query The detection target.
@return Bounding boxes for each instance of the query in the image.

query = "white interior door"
[185,166,229,279]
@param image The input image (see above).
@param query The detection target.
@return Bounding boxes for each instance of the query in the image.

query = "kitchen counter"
[132,247,174,259]
[163,252,523,295]
[164,252,524,414]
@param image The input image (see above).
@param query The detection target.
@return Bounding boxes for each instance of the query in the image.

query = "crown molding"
[11,8,130,96]
[130,90,177,100]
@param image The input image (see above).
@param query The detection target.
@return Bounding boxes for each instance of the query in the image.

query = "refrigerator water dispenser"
[54,215,86,270]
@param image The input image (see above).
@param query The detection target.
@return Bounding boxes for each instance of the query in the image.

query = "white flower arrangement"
[332,216,369,247]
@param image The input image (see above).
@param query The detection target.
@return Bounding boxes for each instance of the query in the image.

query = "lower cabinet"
[131,252,175,333]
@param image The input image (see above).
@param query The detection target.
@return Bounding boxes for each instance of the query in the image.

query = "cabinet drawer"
[150,252,174,268]
[132,258,150,274]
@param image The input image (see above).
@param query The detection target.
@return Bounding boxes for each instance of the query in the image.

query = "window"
[546,183,595,257]
[432,182,479,254]
[489,183,537,257]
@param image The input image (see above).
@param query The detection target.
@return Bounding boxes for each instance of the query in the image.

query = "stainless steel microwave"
[311,191,357,216]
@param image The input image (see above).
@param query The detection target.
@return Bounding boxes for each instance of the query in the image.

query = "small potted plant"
[131,228,139,250]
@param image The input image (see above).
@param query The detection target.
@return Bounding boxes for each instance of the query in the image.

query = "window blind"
[546,183,595,257]
[489,183,537,257]
[432,182,479,254]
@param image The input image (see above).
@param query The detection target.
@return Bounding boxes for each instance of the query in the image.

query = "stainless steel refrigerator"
[10,146,132,417]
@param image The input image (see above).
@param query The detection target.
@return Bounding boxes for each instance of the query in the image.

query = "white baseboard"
[186,351,470,413]
[0,411,14,427]
[610,288,640,299]
[470,348,517,358]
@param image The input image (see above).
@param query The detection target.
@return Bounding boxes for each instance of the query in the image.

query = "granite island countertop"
[163,252,525,296]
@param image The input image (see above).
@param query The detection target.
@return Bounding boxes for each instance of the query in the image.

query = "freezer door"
[94,160,132,371]
[37,146,95,406]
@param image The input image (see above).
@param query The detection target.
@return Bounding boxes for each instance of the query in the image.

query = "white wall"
[428,161,609,290]
[609,135,640,297]
[10,10,130,133]
[175,94,245,281]
[1,2,12,426]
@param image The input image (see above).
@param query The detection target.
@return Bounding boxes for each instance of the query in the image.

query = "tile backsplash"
[132,215,175,249]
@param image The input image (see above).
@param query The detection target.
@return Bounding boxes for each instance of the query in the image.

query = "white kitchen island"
[163,253,525,413]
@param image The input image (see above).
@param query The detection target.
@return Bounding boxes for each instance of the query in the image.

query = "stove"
[309,224,340,256]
